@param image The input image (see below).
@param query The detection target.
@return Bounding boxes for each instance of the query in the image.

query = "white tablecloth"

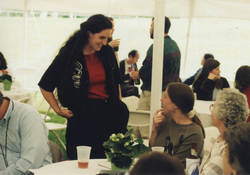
[0,84,33,105]
[29,159,111,175]
[194,100,214,128]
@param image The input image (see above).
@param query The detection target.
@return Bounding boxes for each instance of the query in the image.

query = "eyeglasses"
[209,104,214,112]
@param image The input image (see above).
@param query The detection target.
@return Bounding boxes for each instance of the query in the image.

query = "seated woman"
[199,88,249,175]
[130,152,185,175]
[223,122,250,175]
[149,83,205,167]
[193,58,229,101]
[234,65,250,122]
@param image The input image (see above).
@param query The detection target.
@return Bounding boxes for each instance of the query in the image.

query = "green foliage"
[103,128,151,169]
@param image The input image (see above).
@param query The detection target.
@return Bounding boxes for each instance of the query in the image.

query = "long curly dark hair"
[57,14,112,103]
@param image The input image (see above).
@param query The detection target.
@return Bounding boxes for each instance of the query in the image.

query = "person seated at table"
[130,152,185,175]
[199,88,249,175]
[0,91,52,174]
[0,52,12,77]
[223,122,250,175]
[193,58,230,101]
[234,65,250,122]
[149,83,205,167]
[183,53,214,86]
[119,50,140,98]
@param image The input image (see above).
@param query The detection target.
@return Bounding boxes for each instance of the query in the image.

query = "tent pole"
[31,10,50,65]
[23,0,28,66]
[149,0,166,137]
[181,0,195,78]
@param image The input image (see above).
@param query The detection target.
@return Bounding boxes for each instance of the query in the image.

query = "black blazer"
[119,59,140,85]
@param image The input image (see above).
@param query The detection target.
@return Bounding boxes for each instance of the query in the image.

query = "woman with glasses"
[193,58,229,101]
[149,83,205,167]
[199,88,249,175]
[234,65,250,122]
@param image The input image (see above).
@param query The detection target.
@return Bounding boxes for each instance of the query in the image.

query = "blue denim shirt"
[0,100,52,175]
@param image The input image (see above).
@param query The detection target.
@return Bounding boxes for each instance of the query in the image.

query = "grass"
[39,109,68,160]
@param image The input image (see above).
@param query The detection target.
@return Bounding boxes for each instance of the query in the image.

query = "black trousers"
[66,98,118,159]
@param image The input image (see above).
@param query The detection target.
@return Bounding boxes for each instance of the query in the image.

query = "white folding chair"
[16,96,30,103]
[128,109,151,144]
[128,109,150,127]
[15,67,38,86]
[44,105,67,150]
[122,96,140,110]
[34,67,48,110]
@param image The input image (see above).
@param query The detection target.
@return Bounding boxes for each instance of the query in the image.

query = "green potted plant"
[0,70,13,90]
[103,128,151,170]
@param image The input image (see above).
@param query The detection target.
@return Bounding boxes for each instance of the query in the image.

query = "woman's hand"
[56,109,73,119]
[208,72,220,80]
[108,39,120,48]
[152,108,165,131]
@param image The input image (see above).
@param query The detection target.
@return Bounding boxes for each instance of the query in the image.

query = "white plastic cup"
[151,146,164,152]
[76,146,92,168]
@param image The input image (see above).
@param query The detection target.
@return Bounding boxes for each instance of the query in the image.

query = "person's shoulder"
[13,101,41,119]
[120,59,126,64]
[189,122,203,134]
[220,77,227,82]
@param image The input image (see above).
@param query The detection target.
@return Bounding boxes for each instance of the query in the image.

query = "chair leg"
[51,130,66,150]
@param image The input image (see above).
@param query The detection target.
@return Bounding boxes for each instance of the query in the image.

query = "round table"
[28,159,112,175]
[0,84,33,105]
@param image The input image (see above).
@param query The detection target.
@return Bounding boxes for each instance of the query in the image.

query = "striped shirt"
[199,132,226,175]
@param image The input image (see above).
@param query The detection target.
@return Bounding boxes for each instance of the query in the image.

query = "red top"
[242,85,250,122]
[85,52,109,99]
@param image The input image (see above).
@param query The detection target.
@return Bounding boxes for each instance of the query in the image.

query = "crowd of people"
[1,13,250,175]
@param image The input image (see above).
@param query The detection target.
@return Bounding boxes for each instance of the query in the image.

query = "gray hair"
[213,88,249,128]
[0,91,3,107]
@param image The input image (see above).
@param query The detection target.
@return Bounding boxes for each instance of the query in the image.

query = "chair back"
[128,109,150,126]
[123,96,139,110]
[16,96,30,103]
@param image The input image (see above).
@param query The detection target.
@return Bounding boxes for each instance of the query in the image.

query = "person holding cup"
[38,14,129,160]
[106,16,120,67]
[149,83,205,167]
[193,58,230,101]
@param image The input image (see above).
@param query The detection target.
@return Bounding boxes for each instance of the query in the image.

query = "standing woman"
[38,14,129,159]
[193,58,229,101]
[234,65,250,122]
[149,83,205,166]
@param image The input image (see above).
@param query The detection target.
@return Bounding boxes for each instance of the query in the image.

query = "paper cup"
[151,146,164,152]
[77,146,92,168]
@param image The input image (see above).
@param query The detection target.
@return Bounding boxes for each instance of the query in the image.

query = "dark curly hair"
[57,14,112,104]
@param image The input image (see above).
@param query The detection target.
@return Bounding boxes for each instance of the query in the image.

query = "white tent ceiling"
[1,0,250,20]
